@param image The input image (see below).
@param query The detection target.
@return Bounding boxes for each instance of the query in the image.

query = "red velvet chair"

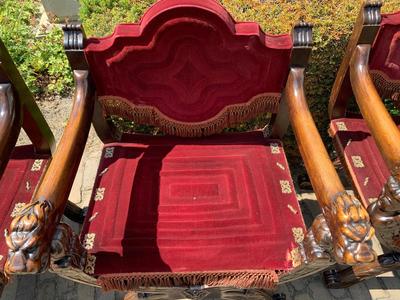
[327,0,400,288]
[5,0,377,298]
[0,38,55,294]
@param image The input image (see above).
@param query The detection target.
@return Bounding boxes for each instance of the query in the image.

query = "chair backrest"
[84,0,293,137]
[369,11,400,102]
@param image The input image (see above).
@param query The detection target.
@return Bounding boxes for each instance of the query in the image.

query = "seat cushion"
[330,118,398,207]
[0,145,50,272]
[81,131,305,289]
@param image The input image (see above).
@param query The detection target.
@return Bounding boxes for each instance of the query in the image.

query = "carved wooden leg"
[324,252,400,288]
[50,222,98,287]
[368,168,400,251]
[279,214,335,284]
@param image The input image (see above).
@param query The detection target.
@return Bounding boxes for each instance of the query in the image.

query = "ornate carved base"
[327,192,375,265]
[368,169,400,251]
[49,223,98,287]
[279,214,334,284]
[5,200,53,274]
[324,252,400,289]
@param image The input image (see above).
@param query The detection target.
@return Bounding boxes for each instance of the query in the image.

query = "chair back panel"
[370,11,400,102]
[84,0,293,137]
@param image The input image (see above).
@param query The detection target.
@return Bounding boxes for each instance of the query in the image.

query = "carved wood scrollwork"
[49,223,98,287]
[368,168,400,251]
[327,192,375,264]
[4,200,53,274]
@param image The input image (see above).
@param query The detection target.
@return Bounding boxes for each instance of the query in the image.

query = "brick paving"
[2,98,400,299]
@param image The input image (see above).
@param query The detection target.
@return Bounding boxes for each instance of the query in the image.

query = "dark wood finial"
[62,23,89,70]
[291,21,313,68]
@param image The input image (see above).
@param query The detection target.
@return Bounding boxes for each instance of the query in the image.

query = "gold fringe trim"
[370,70,400,105]
[99,93,281,137]
[98,270,278,291]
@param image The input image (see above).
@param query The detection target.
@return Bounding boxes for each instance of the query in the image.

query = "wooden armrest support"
[0,83,20,175]
[350,45,400,251]
[287,67,375,265]
[284,22,376,265]
[350,45,400,170]
[4,70,95,274]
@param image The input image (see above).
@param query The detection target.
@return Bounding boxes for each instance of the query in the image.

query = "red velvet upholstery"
[81,131,305,288]
[370,11,400,80]
[0,145,49,271]
[84,0,292,136]
[369,11,400,102]
[330,118,398,208]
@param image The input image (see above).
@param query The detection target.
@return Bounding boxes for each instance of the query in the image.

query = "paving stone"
[95,288,117,300]
[35,272,57,300]
[329,286,348,298]
[55,273,78,300]
[15,275,38,300]
[348,281,375,299]
[0,277,18,300]
[294,293,312,300]
[308,277,332,299]
[77,284,96,300]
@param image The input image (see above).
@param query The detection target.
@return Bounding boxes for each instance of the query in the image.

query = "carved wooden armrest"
[328,1,400,251]
[282,22,376,265]
[4,25,95,274]
[351,43,400,251]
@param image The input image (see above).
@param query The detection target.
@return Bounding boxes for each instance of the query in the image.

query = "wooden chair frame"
[4,13,377,295]
[326,0,400,288]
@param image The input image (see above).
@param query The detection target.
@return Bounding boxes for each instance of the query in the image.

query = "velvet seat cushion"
[330,117,398,207]
[81,131,306,289]
[0,145,50,272]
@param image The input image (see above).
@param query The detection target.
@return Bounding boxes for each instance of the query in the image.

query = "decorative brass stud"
[104,147,115,158]
[94,188,105,201]
[270,143,281,154]
[352,156,365,168]
[280,180,292,194]
[292,227,305,244]
[83,233,96,250]
[31,159,44,171]
[290,247,302,268]
[336,122,347,131]
[84,254,96,275]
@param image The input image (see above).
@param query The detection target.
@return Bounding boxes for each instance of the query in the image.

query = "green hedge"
[1,0,399,153]
[0,0,72,97]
